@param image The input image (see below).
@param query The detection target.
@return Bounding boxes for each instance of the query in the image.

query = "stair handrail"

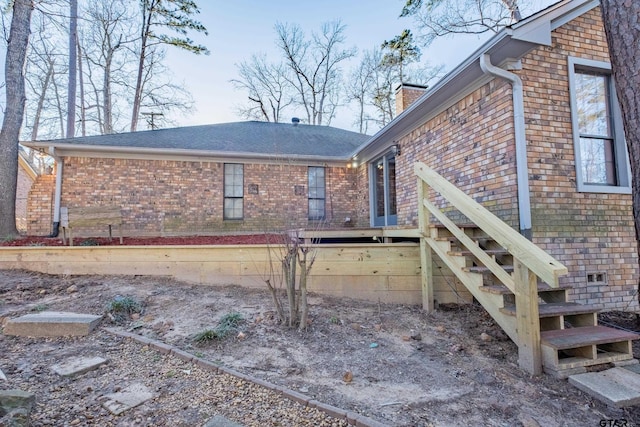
[414,162,567,287]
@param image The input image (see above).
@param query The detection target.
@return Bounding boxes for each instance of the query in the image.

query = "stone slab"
[569,367,640,407]
[203,415,245,427]
[623,364,640,375]
[3,312,102,337]
[102,383,153,415]
[0,389,36,413]
[51,356,108,377]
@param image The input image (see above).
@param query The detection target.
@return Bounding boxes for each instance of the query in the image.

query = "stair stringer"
[427,237,517,342]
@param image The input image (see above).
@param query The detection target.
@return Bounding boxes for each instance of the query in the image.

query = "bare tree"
[22,8,71,141]
[262,230,319,331]
[130,0,208,132]
[600,0,640,303]
[400,0,523,45]
[231,54,293,122]
[275,20,356,125]
[136,46,194,129]
[347,46,444,133]
[0,0,33,237]
[347,49,377,134]
[81,0,133,134]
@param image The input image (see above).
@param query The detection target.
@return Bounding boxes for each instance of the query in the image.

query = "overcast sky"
[163,0,556,133]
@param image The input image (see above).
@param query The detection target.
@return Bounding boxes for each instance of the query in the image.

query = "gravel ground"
[2,270,639,426]
[0,329,355,427]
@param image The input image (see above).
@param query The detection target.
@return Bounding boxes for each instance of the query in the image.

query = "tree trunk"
[600,1,640,304]
[77,39,86,137]
[298,251,309,331]
[66,0,78,138]
[30,59,54,142]
[285,249,298,327]
[131,0,155,132]
[103,47,115,134]
[0,0,33,237]
[51,70,66,137]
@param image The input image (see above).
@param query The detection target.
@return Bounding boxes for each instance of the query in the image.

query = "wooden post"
[514,258,542,375]
[417,177,435,313]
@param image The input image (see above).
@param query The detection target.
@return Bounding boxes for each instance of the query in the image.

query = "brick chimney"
[395,83,428,114]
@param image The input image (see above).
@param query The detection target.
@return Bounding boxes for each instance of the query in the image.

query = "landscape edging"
[103,327,388,427]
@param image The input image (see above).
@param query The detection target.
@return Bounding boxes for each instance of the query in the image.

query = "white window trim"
[567,56,631,194]
[223,163,244,220]
[308,166,326,221]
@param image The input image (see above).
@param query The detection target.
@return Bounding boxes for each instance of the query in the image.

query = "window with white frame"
[568,57,630,193]
[308,166,325,220]
[224,163,243,219]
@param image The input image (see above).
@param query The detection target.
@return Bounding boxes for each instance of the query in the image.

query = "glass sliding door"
[371,152,397,226]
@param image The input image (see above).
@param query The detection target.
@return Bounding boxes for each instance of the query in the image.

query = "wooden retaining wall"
[0,244,471,305]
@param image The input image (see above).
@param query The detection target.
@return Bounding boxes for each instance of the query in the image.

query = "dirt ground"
[1,269,640,426]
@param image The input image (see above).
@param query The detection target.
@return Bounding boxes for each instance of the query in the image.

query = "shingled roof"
[27,121,368,161]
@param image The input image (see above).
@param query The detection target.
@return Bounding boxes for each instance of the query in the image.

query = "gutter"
[48,147,62,237]
[479,53,532,239]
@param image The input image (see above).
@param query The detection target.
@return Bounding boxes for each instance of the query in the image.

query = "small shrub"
[193,329,219,343]
[106,295,143,322]
[32,304,49,312]
[193,312,244,344]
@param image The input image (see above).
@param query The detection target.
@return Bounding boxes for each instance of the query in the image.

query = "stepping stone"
[621,363,640,375]
[102,383,154,415]
[3,312,102,337]
[203,415,245,427]
[0,389,35,414]
[569,367,640,407]
[51,356,108,377]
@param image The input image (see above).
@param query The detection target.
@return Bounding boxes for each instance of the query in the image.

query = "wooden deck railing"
[415,162,568,374]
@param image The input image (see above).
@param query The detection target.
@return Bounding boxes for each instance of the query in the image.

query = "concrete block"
[569,367,640,407]
[51,356,108,377]
[0,389,35,414]
[102,383,153,415]
[3,312,102,337]
[203,414,244,427]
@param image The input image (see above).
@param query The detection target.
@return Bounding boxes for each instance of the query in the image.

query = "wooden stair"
[429,224,639,378]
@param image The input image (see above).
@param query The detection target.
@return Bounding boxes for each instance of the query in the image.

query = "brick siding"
[16,165,34,233]
[394,79,521,230]
[52,157,360,236]
[521,7,638,311]
[26,174,55,236]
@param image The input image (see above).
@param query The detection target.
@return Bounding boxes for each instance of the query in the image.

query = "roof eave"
[22,141,353,167]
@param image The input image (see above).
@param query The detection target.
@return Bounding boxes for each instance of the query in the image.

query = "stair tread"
[434,236,493,243]
[501,302,598,318]
[429,223,477,229]
[480,283,572,295]
[541,326,639,350]
[449,249,509,256]
[464,265,514,273]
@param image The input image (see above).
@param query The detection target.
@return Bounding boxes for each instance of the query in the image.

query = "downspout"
[479,53,532,239]
[48,147,62,237]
